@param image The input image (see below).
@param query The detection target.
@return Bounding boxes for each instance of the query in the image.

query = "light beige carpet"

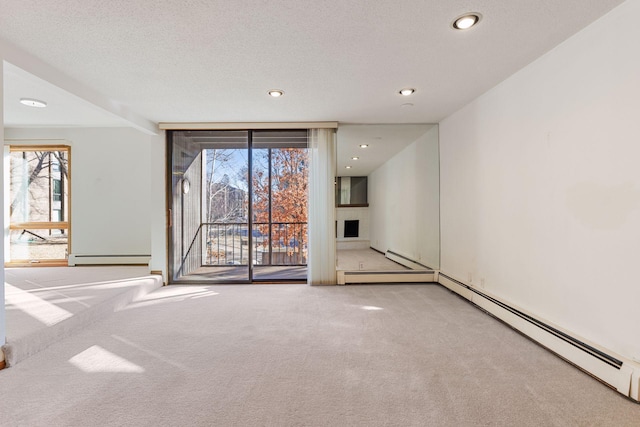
[3,266,162,366]
[1,284,638,426]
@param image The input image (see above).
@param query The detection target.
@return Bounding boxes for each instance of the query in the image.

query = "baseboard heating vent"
[68,254,151,266]
[438,273,639,402]
[339,270,435,285]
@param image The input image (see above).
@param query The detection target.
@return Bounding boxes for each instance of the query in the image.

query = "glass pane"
[170,130,250,282]
[203,148,249,225]
[252,148,269,266]
[203,148,249,270]
[252,143,308,281]
[10,150,69,223]
[270,148,308,265]
[10,228,68,261]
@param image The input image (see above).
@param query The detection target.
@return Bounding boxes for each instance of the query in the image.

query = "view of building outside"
[9,149,69,262]
[204,148,248,224]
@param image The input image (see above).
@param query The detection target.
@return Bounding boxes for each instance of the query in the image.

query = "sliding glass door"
[168,130,308,283]
[252,132,308,280]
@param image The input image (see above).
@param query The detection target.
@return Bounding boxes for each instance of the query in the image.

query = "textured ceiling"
[3,62,131,127]
[0,0,626,127]
[337,124,435,176]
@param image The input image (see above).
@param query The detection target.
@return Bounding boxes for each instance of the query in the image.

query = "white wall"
[149,131,166,277]
[4,127,165,275]
[0,60,6,349]
[439,0,640,361]
[369,125,439,268]
[336,207,369,243]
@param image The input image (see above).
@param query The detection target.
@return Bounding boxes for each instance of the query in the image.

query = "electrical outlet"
[480,278,485,288]
[468,272,472,283]
[359,262,364,270]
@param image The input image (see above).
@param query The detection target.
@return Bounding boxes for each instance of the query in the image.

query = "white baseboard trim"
[386,250,433,270]
[438,272,640,402]
[68,254,151,266]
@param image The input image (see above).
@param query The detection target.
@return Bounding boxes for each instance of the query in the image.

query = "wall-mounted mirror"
[335,124,439,278]
[335,176,368,207]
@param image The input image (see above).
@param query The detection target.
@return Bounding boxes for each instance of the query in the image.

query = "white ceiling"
[0,0,626,173]
[3,62,131,128]
[337,124,435,176]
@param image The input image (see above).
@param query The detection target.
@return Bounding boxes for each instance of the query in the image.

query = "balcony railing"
[203,222,307,266]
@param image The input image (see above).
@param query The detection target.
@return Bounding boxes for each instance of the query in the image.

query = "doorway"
[168,130,308,283]
[6,145,70,267]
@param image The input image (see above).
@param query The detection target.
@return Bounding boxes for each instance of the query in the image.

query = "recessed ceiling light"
[359,144,369,148]
[351,157,359,160]
[268,89,284,97]
[452,13,481,30]
[399,88,415,96]
[345,166,352,169]
[20,98,47,108]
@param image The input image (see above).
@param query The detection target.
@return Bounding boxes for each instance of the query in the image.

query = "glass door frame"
[167,130,308,284]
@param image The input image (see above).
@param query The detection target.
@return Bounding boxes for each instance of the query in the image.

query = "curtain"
[307,128,337,285]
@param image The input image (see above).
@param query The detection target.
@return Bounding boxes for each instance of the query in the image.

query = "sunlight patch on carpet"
[69,345,145,373]
[123,286,220,310]
[361,305,384,311]
[5,283,73,326]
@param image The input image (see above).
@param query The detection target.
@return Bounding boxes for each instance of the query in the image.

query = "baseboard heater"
[438,273,640,402]
[386,250,433,271]
[339,270,436,284]
[68,254,151,266]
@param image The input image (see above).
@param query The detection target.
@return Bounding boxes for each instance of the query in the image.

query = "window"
[53,179,62,201]
[7,146,70,266]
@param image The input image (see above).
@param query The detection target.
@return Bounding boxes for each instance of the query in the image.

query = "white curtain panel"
[307,128,337,285]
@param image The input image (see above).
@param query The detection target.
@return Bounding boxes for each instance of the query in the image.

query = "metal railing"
[203,222,307,266]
